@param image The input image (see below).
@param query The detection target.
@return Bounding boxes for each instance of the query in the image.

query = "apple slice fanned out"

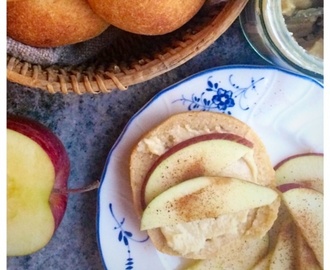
[281,188,323,268]
[141,176,279,230]
[269,220,297,270]
[295,225,322,270]
[184,235,269,270]
[143,133,257,206]
[275,153,323,193]
[250,252,271,270]
[267,199,292,250]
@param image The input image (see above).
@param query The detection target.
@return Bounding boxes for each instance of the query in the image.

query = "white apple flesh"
[7,115,70,256]
[142,133,256,207]
[141,176,279,230]
[275,153,323,193]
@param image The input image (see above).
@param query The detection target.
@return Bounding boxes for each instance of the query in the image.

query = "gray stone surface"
[7,19,268,270]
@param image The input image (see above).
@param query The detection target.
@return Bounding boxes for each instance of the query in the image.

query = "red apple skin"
[275,152,323,194]
[274,153,324,171]
[277,182,323,193]
[277,183,304,193]
[141,133,254,208]
[7,114,70,230]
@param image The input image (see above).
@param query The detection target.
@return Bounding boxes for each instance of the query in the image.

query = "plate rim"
[96,64,323,269]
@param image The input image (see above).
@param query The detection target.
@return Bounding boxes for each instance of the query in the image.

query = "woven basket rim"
[7,0,249,94]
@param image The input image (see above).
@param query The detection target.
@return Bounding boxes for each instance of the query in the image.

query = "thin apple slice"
[143,133,257,206]
[250,252,271,270]
[7,129,56,256]
[141,176,279,230]
[275,153,323,193]
[184,235,269,270]
[295,225,322,270]
[281,188,323,268]
[269,220,297,270]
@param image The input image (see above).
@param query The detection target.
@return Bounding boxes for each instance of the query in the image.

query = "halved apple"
[141,176,279,230]
[184,235,269,270]
[281,188,323,268]
[275,153,323,193]
[7,115,70,256]
[142,133,257,206]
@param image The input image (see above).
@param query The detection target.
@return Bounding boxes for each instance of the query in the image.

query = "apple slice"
[267,202,291,251]
[250,253,271,270]
[269,220,297,270]
[281,188,323,268]
[141,176,279,230]
[275,153,323,193]
[184,235,269,270]
[295,225,322,270]
[7,115,70,256]
[142,133,257,206]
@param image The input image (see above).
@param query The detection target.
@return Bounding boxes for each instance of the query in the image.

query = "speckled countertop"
[7,19,269,270]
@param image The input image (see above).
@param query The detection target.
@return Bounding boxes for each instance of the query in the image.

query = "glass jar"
[239,0,323,81]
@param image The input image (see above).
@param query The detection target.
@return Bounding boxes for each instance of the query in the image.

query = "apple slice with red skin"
[265,153,323,269]
[141,133,256,208]
[141,176,279,230]
[276,182,305,193]
[275,153,323,193]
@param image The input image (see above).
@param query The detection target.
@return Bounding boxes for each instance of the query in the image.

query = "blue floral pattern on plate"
[109,203,148,270]
[173,75,264,114]
[97,65,323,270]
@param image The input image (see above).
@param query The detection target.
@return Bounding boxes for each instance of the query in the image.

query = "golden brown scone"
[7,0,110,47]
[130,111,279,259]
[87,0,206,35]
[131,111,276,216]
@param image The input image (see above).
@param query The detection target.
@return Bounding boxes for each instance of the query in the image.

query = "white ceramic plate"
[97,65,323,270]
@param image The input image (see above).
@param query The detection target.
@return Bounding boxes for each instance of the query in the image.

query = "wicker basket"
[7,0,248,94]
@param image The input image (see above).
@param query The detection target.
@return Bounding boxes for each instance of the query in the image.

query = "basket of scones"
[7,0,249,94]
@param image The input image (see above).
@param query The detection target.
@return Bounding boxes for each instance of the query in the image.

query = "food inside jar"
[281,0,323,59]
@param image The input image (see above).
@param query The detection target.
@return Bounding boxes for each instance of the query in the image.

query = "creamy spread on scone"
[137,124,225,156]
[130,111,279,259]
[161,209,255,255]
